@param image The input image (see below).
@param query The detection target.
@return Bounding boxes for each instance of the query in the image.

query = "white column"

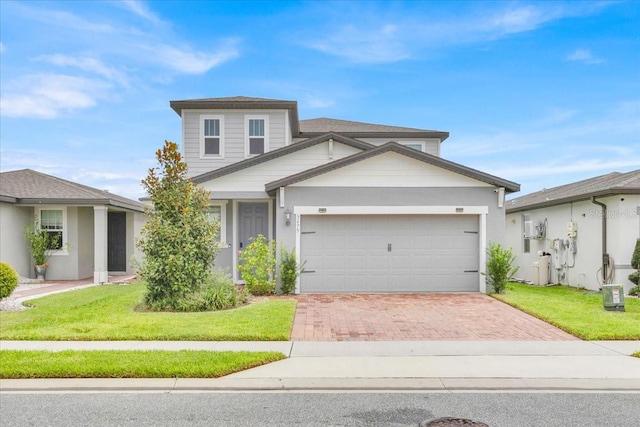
[94,206,109,284]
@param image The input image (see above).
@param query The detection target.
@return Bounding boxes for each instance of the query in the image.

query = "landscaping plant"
[484,242,519,294]
[137,140,220,310]
[628,238,640,296]
[238,234,276,295]
[176,270,247,312]
[0,262,19,299]
[279,246,305,294]
[24,221,61,266]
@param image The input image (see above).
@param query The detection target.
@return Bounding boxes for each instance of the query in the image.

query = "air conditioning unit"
[524,220,545,239]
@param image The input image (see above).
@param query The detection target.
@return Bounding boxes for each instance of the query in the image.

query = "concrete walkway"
[2,340,639,392]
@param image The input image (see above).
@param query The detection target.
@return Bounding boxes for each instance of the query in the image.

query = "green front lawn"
[0,350,285,379]
[0,284,296,341]
[493,283,640,340]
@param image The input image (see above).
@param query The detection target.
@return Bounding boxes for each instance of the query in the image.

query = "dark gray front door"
[108,212,126,271]
[238,202,269,250]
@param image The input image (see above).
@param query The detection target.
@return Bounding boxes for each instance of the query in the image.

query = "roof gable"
[507,169,640,213]
[0,169,144,211]
[265,142,520,195]
[191,133,373,184]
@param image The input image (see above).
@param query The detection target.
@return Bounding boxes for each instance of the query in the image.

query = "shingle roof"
[299,117,449,140]
[265,141,520,195]
[506,169,640,213]
[0,169,144,212]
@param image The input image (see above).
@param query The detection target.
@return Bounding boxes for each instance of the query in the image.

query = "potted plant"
[24,221,60,280]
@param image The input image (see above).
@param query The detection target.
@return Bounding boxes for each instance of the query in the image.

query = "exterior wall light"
[285,209,291,226]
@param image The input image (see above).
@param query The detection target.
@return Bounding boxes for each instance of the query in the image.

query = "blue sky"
[1,0,639,200]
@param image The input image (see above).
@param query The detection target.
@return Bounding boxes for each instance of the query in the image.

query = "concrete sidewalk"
[1,340,639,392]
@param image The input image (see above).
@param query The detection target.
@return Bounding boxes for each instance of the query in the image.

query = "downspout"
[591,196,609,284]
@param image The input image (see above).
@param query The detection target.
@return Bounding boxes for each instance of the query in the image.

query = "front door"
[238,202,269,280]
[108,212,126,271]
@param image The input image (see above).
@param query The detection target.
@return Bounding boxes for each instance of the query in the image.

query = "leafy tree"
[484,242,520,294]
[137,140,219,310]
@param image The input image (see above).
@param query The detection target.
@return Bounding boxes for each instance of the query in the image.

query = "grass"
[492,283,640,340]
[0,284,296,341]
[0,350,285,379]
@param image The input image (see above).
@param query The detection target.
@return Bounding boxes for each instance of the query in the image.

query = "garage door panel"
[300,214,479,293]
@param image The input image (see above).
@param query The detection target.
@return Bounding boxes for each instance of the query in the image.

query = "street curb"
[2,377,639,392]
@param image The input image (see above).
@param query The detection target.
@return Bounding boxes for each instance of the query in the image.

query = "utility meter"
[567,221,577,238]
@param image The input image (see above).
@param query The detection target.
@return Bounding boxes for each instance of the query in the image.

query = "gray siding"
[183,110,289,178]
[212,200,233,272]
[0,202,31,277]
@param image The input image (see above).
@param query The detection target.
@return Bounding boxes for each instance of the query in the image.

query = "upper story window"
[37,207,67,253]
[200,115,224,158]
[245,115,269,157]
[400,141,426,152]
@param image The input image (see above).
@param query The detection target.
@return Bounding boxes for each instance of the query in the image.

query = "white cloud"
[119,0,164,25]
[565,48,604,64]
[152,40,240,74]
[308,24,410,64]
[305,3,609,63]
[0,74,109,118]
[36,54,130,87]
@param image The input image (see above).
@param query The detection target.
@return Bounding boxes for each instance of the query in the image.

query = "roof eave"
[506,188,640,213]
[297,131,450,141]
[14,198,144,212]
[191,133,373,184]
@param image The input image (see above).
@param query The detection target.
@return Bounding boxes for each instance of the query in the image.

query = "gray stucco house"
[505,169,640,293]
[170,96,520,293]
[0,169,145,282]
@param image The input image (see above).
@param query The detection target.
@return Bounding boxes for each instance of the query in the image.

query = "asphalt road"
[1,392,639,426]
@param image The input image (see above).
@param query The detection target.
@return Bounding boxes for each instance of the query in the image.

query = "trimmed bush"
[279,246,304,295]
[238,235,276,295]
[172,270,248,312]
[484,242,519,294]
[0,262,19,299]
[629,238,640,288]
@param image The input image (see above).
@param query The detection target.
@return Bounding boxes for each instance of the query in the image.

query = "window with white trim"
[37,208,66,251]
[400,141,426,152]
[245,115,269,157]
[207,203,227,245]
[200,115,224,158]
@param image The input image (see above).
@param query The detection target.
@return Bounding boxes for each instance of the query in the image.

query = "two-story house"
[169,96,520,293]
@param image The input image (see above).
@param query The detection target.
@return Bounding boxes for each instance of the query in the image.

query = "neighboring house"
[505,170,640,293]
[0,169,145,282]
[169,96,520,293]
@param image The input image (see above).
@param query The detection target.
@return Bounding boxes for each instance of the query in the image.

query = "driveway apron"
[291,294,579,341]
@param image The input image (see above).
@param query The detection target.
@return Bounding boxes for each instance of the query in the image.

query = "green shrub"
[628,238,640,287]
[238,234,275,295]
[172,270,248,312]
[484,242,519,294]
[24,221,60,266]
[137,141,220,310]
[279,246,304,295]
[0,262,19,299]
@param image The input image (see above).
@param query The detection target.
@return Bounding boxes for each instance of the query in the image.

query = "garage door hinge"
[301,231,316,235]
[464,270,479,273]
[300,270,316,274]
[464,231,479,234]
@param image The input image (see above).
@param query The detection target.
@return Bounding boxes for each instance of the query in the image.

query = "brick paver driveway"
[291,294,578,341]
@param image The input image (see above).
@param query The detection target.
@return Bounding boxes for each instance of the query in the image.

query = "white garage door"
[300,215,479,293]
